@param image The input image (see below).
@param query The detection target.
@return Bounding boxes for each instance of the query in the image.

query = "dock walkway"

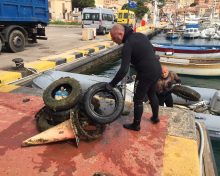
[0,91,200,176]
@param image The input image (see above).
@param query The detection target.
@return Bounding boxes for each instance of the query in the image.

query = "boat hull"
[160,58,220,76]
[153,43,220,59]
[156,51,220,59]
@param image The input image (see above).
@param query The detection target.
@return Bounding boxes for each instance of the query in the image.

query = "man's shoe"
[150,117,160,124]
[123,123,140,131]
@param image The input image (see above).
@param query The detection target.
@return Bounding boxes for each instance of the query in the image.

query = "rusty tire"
[83,82,124,124]
[35,107,56,132]
[172,85,201,101]
[71,108,106,141]
[44,107,70,124]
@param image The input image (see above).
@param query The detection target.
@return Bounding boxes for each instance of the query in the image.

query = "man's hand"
[106,83,114,91]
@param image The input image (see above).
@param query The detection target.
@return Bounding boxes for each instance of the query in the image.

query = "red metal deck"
[0,92,168,176]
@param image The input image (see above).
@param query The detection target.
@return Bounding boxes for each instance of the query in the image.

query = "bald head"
[162,66,169,78]
[110,24,125,45]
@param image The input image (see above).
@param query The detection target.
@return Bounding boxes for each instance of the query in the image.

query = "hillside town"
[49,0,220,23]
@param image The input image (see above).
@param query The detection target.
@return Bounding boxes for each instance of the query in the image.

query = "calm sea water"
[92,32,220,174]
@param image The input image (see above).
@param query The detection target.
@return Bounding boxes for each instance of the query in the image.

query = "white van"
[82,7,114,35]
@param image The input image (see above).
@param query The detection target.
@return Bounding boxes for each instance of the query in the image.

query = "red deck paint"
[0,92,168,176]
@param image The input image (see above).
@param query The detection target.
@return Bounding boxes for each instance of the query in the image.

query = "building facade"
[163,0,220,18]
[95,0,127,10]
[49,0,72,21]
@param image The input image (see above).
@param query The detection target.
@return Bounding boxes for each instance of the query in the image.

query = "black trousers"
[133,75,160,123]
[157,92,173,107]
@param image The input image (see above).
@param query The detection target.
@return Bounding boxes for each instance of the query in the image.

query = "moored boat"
[159,56,220,76]
[153,43,220,59]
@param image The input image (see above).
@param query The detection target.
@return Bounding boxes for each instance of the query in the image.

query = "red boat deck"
[0,92,200,176]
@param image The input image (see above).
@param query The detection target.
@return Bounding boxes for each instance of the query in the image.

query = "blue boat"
[153,43,220,59]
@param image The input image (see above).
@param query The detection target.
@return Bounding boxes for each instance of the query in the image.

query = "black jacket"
[110,27,162,87]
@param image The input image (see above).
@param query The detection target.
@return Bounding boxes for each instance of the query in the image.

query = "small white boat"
[200,28,216,39]
[200,26,220,39]
[159,56,220,76]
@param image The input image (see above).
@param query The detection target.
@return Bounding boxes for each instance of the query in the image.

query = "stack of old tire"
[36,77,124,141]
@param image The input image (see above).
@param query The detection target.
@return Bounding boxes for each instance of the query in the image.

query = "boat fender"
[83,82,124,124]
[172,85,201,101]
[43,77,81,111]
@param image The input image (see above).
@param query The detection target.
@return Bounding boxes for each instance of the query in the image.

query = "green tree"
[72,0,95,10]
[122,0,149,20]
[133,0,149,20]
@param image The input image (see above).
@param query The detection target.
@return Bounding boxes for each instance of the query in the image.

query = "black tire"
[44,107,70,124]
[43,77,81,111]
[83,82,124,124]
[172,85,201,101]
[6,30,25,53]
[35,107,56,132]
[71,108,106,141]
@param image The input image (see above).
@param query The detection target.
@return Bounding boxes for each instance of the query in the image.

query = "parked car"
[82,7,115,35]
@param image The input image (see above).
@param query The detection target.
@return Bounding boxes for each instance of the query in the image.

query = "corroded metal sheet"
[0,92,168,176]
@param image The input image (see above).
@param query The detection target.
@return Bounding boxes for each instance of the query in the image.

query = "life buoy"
[43,77,81,111]
[83,82,124,124]
[172,85,201,101]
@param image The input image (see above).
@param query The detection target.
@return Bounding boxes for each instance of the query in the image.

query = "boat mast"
[211,0,216,22]
[153,0,158,27]
[172,0,178,35]
[173,0,178,33]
